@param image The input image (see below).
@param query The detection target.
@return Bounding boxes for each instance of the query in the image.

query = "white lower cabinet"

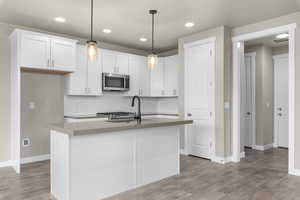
[66,45,102,96]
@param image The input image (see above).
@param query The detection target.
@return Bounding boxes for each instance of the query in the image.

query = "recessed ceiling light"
[185,22,195,28]
[54,17,66,23]
[276,33,289,39]
[103,29,112,34]
[139,37,148,42]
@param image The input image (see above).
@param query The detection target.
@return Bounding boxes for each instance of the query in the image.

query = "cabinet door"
[150,58,165,96]
[51,39,76,72]
[101,49,116,73]
[116,53,129,74]
[87,49,102,96]
[20,33,51,69]
[66,45,87,95]
[127,55,142,96]
[139,57,150,96]
[164,55,178,96]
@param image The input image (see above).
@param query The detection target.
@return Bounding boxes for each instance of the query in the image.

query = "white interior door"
[185,39,215,159]
[274,55,289,148]
[242,54,255,148]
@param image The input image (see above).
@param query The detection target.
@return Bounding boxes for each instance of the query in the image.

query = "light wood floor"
[1,148,300,200]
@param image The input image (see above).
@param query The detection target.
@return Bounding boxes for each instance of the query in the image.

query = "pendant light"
[86,0,98,61]
[147,10,158,69]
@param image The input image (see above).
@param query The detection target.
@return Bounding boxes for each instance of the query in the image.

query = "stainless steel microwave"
[102,73,130,91]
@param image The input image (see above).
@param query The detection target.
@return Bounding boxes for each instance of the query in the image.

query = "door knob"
[247,112,251,115]
[187,113,192,117]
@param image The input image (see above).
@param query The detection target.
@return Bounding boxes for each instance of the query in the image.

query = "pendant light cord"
[91,0,94,41]
[152,13,154,54]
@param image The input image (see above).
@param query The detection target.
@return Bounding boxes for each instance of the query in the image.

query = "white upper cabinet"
[51,39,76,71]
[116,53,129,74]
[127,55,150,96]
[20,33,51,69]
[101,49,129,74]
[66,45,102,96]
[87,52,102,96]
[16,29,77,72]
[150,58,165,96]
[102,49,116,73]
[164,55,179,96]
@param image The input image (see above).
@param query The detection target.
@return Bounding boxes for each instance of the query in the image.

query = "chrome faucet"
[131,96,141,124]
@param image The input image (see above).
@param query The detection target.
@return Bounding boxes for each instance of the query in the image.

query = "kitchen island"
[50,118,193,200]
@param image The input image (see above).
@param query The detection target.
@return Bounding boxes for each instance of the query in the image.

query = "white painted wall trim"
[240,152,245,158]
[290,168,300,176]
[232,24,297,42]
[253,144,274,151]
[232,23,297,175]
[183,37,216,160]
[0,160,12,168]
[211,156,232,164]
[180,148,188,155]
[21,154,50,164]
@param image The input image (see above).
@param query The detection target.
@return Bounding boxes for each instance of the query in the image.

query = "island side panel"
[136,126,180,187]
[69,132,137,200]
[51,130,70,200]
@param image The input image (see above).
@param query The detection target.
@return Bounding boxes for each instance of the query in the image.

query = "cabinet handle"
[161,90,165,96]
[52,60,55,67]
[47,59,50,67]
[173,89,177,95]
[187,113,192,117]
[140,89,143,96]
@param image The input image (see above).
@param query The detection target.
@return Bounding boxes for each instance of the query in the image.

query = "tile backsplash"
[64,93,178,115]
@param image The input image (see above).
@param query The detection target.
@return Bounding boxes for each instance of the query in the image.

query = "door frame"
[232,23,296,175]
[183,37,216,160]
[273,53,289,148]
[243,52,256,149]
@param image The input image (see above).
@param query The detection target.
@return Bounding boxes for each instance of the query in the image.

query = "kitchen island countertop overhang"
[51,118,193,137]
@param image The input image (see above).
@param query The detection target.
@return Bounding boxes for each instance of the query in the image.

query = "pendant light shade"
[87,40,98,61]
[87,0,98,61]
[148,10,158,69]
[148,54,158,69]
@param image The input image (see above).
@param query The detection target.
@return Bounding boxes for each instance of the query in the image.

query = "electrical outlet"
[22,138,31,147]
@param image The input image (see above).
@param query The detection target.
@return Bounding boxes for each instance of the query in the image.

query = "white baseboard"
[240,152,245,158]
[21,154,50,164]
[289,168,300,176]
[180,148,188,155]
[0,160,12,168]
[212,156,232,164]
[253,143,273,151]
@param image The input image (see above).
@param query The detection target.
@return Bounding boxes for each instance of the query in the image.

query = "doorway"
[232,24,296,175]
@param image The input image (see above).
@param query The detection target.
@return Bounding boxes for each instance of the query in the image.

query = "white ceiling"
[0,0,299,52]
